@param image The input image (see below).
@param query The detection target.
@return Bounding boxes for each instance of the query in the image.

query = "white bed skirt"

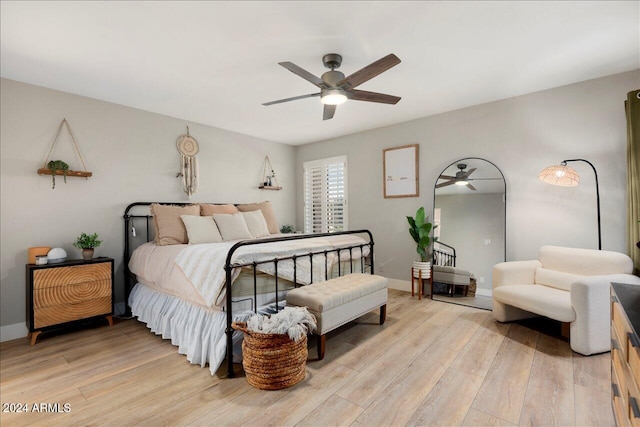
[129,283,248,375]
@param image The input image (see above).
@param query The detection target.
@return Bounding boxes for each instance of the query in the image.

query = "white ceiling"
[1,1,638,146]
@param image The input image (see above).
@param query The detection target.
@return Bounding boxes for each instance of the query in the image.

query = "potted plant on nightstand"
[407,207,435,280]
[73,232,102,260]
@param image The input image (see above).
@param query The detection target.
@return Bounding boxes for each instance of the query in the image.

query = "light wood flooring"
[0,289,613,426]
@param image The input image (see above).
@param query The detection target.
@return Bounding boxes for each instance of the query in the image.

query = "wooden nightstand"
[26,257,114,345]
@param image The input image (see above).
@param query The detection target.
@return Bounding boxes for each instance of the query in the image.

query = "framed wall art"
[383,144,419,198]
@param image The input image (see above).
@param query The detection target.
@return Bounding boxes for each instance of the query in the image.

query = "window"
[303,156,347,233]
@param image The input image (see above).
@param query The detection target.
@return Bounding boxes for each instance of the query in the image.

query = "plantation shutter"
[304,156,348,233]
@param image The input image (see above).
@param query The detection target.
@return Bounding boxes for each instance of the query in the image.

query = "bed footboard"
[222,230,374,378]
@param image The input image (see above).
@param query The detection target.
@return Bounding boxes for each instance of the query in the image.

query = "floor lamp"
[538,158,601,250]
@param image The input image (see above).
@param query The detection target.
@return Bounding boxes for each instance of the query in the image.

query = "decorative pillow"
[237,201,278,234]
[180,215,223,244]
[151,203,199,246]
[213,213,253,241]
[241,210,270,238]
[200,203,238,216]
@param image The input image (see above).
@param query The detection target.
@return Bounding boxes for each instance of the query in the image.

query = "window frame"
[303,155,348,234]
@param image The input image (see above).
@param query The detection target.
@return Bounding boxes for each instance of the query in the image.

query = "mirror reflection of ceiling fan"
[263,53,401,120]
[436,163,501,191]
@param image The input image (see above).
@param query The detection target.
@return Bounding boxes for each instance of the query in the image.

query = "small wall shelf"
[259,155,281,190]
[38,119,92,184]
[37,168,93,178]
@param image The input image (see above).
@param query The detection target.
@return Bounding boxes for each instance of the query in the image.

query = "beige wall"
[0,78,296,336]
[296,70,639,283]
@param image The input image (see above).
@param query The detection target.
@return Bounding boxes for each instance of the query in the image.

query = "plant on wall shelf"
[47,160,69,189]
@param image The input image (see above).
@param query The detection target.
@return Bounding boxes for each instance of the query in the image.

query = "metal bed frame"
[433,241,457,267]
[123,202,374,378]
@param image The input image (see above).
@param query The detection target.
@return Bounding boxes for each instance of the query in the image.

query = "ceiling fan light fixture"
[321,88,347,105]
[455,180,469,186]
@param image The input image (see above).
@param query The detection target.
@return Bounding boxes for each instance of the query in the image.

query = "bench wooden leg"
[380,304,387,325]
[317,334,326,360]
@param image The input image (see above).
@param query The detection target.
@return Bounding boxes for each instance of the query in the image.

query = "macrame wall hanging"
[37,118,92,189]
[176,126,199,197]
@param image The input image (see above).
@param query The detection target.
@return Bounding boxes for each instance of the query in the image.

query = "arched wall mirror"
[432,157,506,310]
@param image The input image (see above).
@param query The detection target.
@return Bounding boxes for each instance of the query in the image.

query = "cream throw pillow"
[241,210,270,238]
[213,213,253,241]
[237,201,279,234]
[180,215,223,244]
[151,203,200,246]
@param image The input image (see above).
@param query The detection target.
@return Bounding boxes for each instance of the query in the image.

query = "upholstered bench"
[286,273,388,360]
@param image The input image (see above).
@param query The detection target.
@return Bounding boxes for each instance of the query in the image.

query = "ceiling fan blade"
[439,175,457,180]
[323,104,337,120]
[278,62,327,88]
[349,89,401,104]
[337,54,401,90]
[262,93,320,106]
[466,183,477,191]
[436,180,456,188]
[462,168,477,178]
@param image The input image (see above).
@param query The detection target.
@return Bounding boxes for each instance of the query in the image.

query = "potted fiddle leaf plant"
[73,232,102,260]
[407,207,435,280]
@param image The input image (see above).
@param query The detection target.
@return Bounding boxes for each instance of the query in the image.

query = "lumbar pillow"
[213,212,253,241]
[180,215,223,244]
[151,203,200,245]
[241,210,270,238]
[200,203,239,216]
[237,201,279,234]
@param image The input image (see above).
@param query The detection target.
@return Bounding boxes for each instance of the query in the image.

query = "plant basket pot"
[82,248,94,260]
[231,322,307,390]
[412,261,431,279]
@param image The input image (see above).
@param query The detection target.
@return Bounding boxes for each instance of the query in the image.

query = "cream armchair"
[492,245,640,355]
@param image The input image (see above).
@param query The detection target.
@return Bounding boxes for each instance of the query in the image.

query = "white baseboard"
[0,303,127,343]
[475,288,493,297]
[386,278,411,292]
[0,322,28,342]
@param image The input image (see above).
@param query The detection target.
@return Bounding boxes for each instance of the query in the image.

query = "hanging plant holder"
[37,118,92,189]
[259,156,282,190]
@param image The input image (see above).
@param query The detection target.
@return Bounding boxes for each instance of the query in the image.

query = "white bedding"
[129,234,370,308]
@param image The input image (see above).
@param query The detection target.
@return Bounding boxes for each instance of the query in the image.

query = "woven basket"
[232,321,307,390]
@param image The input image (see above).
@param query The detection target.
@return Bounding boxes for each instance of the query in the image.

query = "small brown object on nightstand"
[26,257,114,345]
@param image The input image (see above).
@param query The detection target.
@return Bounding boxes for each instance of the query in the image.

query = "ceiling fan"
[263,53,401,120]
[436,163,480,191]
